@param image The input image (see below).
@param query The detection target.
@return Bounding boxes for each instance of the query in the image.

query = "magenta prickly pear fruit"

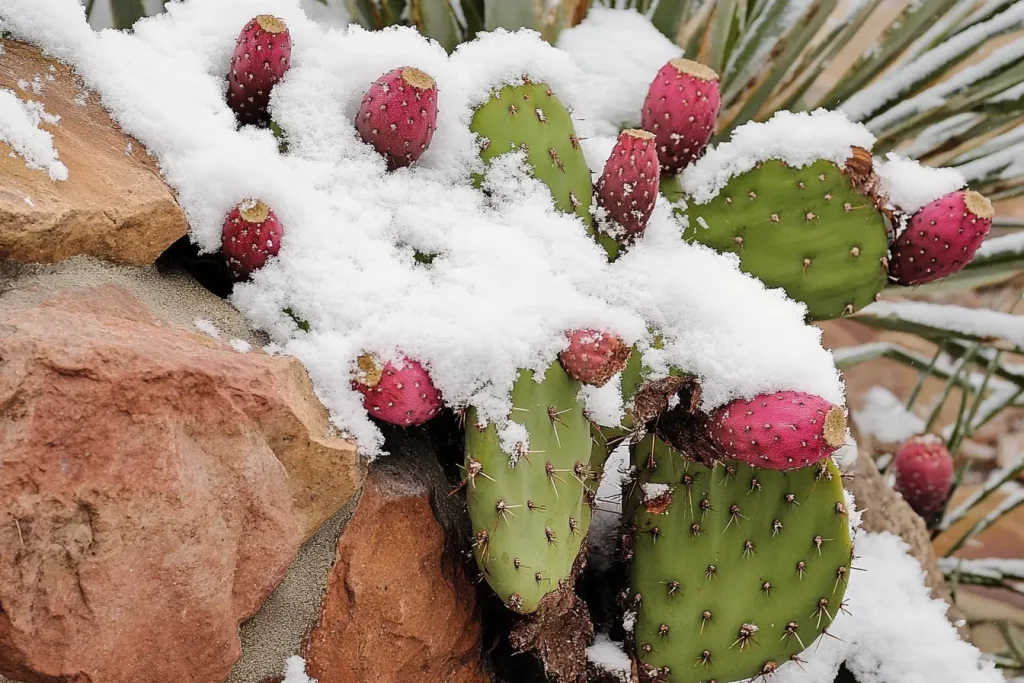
[595,128,660,243]
[226,15,292,127]
[889,189,994,285]
[222,199,283,279]
[706,391,847,470]
[558,329,631,387]
[893,434,954,523]
[352,353,442,426]
[641,58,720,174]
[355,67,438,170]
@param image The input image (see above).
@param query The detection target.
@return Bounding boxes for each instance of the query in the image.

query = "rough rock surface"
[0,261,362,683]
[302,428,489,683]
[0,41,186,265]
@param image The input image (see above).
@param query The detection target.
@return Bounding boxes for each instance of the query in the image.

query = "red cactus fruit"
[893,434,954,522]
[226,15,292,127]
[889,189,994,286]
[640,58,721,174]
[222,199,283,279]
[596,128,660,243]
[558,330,631,387]
[355,67,438,170]
[352,354,442,426]
[706,391,847,470]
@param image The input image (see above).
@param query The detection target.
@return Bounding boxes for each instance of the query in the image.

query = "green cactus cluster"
[663,158,890,321]
[626,434,853,683]
[464,361,598,614]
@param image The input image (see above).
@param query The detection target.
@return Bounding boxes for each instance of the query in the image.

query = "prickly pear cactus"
[626,434,852,683]
[464,361,597,614]
[664,155,888,321]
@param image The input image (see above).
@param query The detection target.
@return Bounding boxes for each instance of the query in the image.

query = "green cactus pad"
[663,158,888,321]
[465,361,597,614]
[626,434,852,683]
[470,81,619,260]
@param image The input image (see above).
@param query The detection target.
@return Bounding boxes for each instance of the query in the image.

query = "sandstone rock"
[0,41,186,265]
[301,429,488,683]
[0,265,362,683]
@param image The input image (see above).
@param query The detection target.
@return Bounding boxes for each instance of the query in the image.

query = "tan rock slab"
[0,41,186,265]
[0,277,362,683]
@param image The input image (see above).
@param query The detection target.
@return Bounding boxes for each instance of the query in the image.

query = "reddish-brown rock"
[303,464,488,683]
[0,279,362,683]
[0,42,186,265]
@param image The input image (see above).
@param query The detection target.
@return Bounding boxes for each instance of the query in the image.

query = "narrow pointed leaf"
[484,0,538,31]
[411,0,460,51]
[110,0,146,29]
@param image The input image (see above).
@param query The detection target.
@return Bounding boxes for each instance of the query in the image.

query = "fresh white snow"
[1,0,843,459]
[863,301,1024,351]
[556,6,682,136]
[0,87,68,181]
[875,152,965,214]
[585,634,631,682]
[681,109,877,204]
[282,655,317,683]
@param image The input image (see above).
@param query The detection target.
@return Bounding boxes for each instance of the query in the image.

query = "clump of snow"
[193,317,221,340]
[282,655,317,683]
[681,110,876,204]
[0,88,67,181]
[875,152,965,214]
[641,481,670,501]
[3,0,845,456]
[556,7,682,136]
[853,386,924,444]
[833,431,859,470]
[767,532,1003,683]
[580,375,626,427]
[229,338,252,352]
[586,634,631,683]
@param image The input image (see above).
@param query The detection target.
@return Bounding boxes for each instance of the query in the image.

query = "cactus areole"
[889,189,994,286]
[356,67,439,170]
[226,15,291,127]
[641,58,721,174]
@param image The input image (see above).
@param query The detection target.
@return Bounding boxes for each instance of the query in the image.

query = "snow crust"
[0,87,68,180]
[875,152,965,214]
[586,634,631,682]
[767,532,1003,683]
[556,7,682,136]
[4,0,842,455]
[681,109,876,204]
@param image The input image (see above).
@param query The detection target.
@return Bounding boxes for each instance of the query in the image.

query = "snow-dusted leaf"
[944,487,1024,556]
[852,301,1024,354]
[410,0,460,52]
[483,0,537,31]
[939,457,1024,531]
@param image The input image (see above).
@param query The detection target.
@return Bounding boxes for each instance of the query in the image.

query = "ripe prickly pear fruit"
[706,391,847,470]
[352,353,442,426]
[893,434,954,523]
[226,15,292,127]
[558,329,631,388]
[889,189,994,286]
[222,199,283,279]
[356,67,438,170]
[641,58,720,174]
[595,129,660,243]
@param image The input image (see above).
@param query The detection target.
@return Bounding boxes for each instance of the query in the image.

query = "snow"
[4,0,844,457]
[875,152,965,214]
[194,317,221,339]
[282,655,317,683]
[641,481,670,501]
[904,113,982,159]
[955,139,1024,182]
[840,1,1024,123]
[579,375,626,427]
[0,88,68,181]
[974,231,1024,259]
[863,301,1024,350]
[939,556,1024,580]
[556,7,682,136]
[766,532,1003,683]
[681,109,877,204]
[586,634,631,682]
[229,337,252,352]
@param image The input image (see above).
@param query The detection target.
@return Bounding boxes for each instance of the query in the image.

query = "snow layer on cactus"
[2,0,842,455]
[555,7,682,136]
[680,110,876,205]
[875,152,965,214]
